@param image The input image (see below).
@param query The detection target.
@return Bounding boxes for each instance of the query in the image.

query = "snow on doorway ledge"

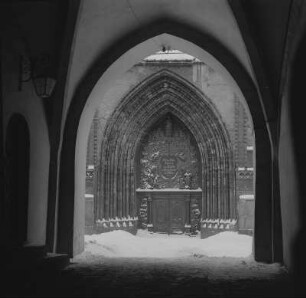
[75,230,252,260]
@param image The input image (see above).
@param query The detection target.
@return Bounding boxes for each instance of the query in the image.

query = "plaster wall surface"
[0,1,62,248]
[279,86,300,271]
[278,1,306,271]
[2,43,50,246]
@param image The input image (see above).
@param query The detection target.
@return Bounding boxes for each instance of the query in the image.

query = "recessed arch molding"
[95,70,236,235]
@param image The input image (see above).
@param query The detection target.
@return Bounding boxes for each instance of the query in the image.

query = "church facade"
[85,52,254,237]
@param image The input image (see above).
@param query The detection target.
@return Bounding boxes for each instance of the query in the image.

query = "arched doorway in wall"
[4,114,30,247]
[57,25,276,262]
[136,114,204,236]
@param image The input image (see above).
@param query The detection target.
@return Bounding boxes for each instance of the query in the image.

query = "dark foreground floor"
[2,255,294,297]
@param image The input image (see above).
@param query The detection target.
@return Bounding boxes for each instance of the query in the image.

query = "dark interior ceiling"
[238,0,292,104]
[0,0,294,129]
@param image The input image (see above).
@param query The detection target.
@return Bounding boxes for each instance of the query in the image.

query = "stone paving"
[44,256,293,297]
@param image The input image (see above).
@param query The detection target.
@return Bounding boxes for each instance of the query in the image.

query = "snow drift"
[79,230,252,259]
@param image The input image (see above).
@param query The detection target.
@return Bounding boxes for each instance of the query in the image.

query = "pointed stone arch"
[57,21,276,262]
[96,70,236,228]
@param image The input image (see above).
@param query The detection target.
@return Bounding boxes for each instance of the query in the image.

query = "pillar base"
[147,224,154,232]
[184,224,191,234]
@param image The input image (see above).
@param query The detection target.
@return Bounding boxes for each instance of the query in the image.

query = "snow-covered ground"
[71,230,288,287]
[76,230,252,260]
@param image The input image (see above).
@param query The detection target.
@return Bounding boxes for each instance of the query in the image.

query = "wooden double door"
[153,195,186,234]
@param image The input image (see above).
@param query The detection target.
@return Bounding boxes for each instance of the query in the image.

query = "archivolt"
[96,70,235,222]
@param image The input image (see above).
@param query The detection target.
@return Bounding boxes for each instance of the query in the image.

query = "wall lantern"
[19,54,56,99]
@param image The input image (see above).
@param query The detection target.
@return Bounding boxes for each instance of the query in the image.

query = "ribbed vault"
[96,70,235,223]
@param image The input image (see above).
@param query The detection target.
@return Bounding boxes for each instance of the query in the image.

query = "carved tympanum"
[138,115,200,189]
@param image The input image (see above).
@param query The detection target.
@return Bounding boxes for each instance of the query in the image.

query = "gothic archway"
[95,70,235,235]
[58,21,276,262]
